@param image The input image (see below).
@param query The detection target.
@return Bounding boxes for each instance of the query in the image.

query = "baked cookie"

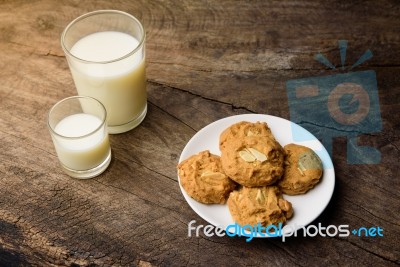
[278,143,323,195]
[219,121,275,151]
[178,150,236,204]
[227,186,293,227]
[221,136,285,187]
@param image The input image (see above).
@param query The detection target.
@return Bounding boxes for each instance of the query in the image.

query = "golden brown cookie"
[219,121,275,151]
[227,186,293,227]
[278,143,323,195]
[221,136,285,187]
[178,150,236,204]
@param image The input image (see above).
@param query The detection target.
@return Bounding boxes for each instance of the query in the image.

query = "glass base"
[61,150,112,179]
[107,104,147,134]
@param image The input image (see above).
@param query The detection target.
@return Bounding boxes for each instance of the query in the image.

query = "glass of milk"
[47,96,111,178]
[61,10,146,134]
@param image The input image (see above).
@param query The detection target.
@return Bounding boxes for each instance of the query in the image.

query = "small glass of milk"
[61,10,147,134]
[47,96,111,178]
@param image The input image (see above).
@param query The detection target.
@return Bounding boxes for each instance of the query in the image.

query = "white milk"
[53,113,110,171]
[69,31,146,128]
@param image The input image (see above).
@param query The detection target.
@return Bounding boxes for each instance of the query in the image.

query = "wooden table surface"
[1,0,399,266]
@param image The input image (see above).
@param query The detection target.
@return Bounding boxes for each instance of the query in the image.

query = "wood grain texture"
[0,0,399,266]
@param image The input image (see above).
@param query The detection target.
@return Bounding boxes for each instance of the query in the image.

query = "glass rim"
[47,96,107,140]
[61,9,145,64]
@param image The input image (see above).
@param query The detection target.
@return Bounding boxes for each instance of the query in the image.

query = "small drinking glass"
[47,96,111,178]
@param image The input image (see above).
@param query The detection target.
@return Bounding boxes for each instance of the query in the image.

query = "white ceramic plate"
[178,114,335,236]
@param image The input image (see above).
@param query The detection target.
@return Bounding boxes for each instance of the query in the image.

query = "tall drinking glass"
[61,10,146,134]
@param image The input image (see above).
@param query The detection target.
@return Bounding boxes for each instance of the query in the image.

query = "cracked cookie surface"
[221,136,285,187]
[278,143,323,195]
[227,186,293,227]
[219,121,275,151]
[178,150,236,204]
